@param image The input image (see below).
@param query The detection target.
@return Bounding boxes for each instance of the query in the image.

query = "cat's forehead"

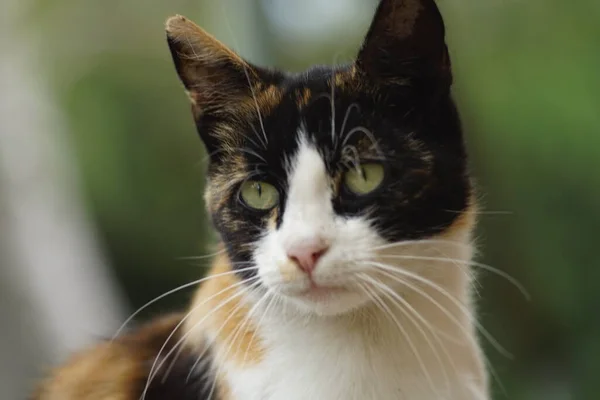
[239,67,387,149]
[288,65,362,112]
[243,81,362,162]
[206,64,420,184]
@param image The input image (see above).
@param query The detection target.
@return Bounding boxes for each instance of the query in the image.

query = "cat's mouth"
[294,284,350,301]
[268,272,371,315]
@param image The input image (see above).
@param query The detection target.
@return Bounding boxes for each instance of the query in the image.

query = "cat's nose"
[286,239,329,275]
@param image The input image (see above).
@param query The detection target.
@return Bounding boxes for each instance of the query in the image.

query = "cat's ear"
[165,15,268,117]
[355,0,451,86]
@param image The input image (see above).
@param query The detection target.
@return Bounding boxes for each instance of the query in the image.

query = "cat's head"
[166,0,474,316]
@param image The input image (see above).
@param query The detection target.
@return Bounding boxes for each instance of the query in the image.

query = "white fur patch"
[220,131,489,399]
[254,134,383,315]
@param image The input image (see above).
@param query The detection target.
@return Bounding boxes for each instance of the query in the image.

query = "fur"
[32,1,490,399]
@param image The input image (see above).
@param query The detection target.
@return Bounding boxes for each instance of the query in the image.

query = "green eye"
[240,181,279,210]
[344,164,385,195]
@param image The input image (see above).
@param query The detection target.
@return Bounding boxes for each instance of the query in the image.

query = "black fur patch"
[141,353,216,400]
[126,315,220,400]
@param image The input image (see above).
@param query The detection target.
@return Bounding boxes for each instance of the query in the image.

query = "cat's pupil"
[254,182,262,197]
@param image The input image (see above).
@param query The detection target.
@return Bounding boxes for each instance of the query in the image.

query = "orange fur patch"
[296,87,312,108]
[267,208,279,230]
[187,253,264,367]
[334,66,358,89]
[215,372,233,400]
[32,315,185,400]
[238,84,284,120]
[439,197,478,240]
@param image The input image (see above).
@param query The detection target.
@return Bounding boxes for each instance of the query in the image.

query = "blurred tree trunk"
[0,2,124,397]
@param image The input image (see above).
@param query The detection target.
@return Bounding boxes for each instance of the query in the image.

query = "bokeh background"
[1,0,598,398]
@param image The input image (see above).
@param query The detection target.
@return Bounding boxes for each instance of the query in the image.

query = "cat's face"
[167,0,473,316]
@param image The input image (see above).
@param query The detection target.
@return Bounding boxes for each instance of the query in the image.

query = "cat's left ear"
[355,0,452,87]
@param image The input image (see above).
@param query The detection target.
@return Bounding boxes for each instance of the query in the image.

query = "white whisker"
[340,125,383,160]
[356,278,440,397]
[360,273,453,393]
[443,209,514,216]
[206,288,271,399]
[177,248,226,261]
[221,4,268,149]
[363,263,509,393]
[113,266,258,340]
[340,102,360,141]
[176,293,252,383]
[371,238,474,252]
[377,254,530,300]
[141,277,260,399]
[364,261,513,359]
[330,71,336,145]
[184,285,262,382]
[242,291,279,366]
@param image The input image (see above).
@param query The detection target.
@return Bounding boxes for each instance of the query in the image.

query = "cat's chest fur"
[221,307,484,400]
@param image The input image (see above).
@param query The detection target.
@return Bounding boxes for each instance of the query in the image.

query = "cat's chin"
[279,286,371,317]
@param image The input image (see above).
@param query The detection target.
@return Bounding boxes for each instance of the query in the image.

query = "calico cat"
[32,0,490,399]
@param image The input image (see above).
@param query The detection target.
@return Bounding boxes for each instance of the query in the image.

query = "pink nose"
[287,239,329,274]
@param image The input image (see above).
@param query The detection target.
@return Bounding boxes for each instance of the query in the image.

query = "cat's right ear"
[166,15,278,152]
[166,15,260,114]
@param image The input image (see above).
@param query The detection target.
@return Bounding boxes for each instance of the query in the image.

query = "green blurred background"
[1,0,598,398]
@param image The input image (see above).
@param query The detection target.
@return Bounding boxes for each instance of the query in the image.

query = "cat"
[32,0,490,399]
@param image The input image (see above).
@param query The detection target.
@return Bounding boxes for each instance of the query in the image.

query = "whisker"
[144,278,256,394]
[364,261,514,359]
[141,277,260,399]
[242,291,278,366]
[177,248,226,261]
[340,126,384,162]
[330,70,336,145]
[112,266,258,340]
[364,263,509,393]
[429,247,483,298]
[206,288,271,398]
[360,273,454,392]
[339,102,360,141]
[184,285,264,382]
[232,290,271,359]
[221,5,268,149]
[244,82,267,147]
[443,209,514,216]
[355,279,440,397]
[249,124,269,150]
[235,147,268,163]
[174,291,253,384]
[202,146,269,166]
[377,254,530,300]
[371,238,474,252]
[341,145,362,171]
[362,271,462,342]
[238,128,264,151]
[162,282,259,384]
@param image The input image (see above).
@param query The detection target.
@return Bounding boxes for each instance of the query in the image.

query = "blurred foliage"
[24,0,599,398]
